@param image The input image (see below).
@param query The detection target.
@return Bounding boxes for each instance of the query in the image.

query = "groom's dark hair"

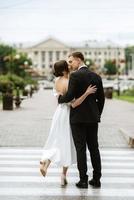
[53,60,69,77]
[70,52,84,61]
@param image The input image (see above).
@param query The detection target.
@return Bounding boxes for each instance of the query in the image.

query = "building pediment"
[31,37,69,49]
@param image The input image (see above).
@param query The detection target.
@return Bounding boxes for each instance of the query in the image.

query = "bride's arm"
[71,85,97,108]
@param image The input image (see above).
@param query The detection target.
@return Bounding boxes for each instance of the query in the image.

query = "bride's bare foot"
[40,159,51,177]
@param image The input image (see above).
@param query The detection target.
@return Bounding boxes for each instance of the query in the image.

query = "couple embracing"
[40,52,105,189]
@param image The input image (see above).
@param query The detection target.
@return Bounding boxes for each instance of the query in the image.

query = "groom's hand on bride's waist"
[58,93,64,104]
[58,94,66,104]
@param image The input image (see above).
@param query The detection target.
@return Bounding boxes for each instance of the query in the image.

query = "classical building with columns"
[18,37,125,76]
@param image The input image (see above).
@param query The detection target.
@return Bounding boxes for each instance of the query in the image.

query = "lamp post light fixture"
[15,54,20,60]
[24,61,28,67]
[24,61,33,74]
[117,64,120,96]
[85,54,91,68]
[86,60,90,66]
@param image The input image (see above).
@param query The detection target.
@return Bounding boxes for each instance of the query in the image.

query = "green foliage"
[0,44,32,77]
[24,76,38,88]
[0,44,16,74]
[125,46,134,73]
[114,88,134,103]
[11,53,32,77]
[122,88,134,96]
[125,46,134,60]
[103,60,117,75]
[0,75,13,93]
[114,95,134,103]
[85,59,94,68]
[7,74,26,89]
[0,74,26,92]
[0,74,38,94]
[0,44,37,95]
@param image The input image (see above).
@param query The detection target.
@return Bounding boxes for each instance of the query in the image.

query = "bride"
[40,60,97,186]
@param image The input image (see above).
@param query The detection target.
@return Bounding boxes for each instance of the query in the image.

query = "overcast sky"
[0,0,134,45]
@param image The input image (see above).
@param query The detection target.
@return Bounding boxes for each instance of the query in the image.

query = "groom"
[58,52,105,189]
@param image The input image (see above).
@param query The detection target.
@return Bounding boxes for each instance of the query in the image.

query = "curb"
[119,128,134,148]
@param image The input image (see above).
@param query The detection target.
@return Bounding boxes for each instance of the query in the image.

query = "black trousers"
[71,123,101,182]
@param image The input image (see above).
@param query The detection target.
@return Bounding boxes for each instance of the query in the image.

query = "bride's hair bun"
[53,60,69,77]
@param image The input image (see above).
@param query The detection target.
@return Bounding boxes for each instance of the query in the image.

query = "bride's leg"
[62,166,68,176]
[40,159,51,177]
[61,166,68,186]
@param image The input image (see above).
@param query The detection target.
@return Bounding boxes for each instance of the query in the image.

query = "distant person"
[29,86,33,98]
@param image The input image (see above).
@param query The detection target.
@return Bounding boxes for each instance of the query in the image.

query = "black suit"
[58,67,105,181]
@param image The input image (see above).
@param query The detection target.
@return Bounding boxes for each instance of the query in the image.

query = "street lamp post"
[116,48,120,96]
[10,49,13,75]
[86,60,90,66]
[23,61,29,73]
[117,65,120,96]
[85,54,91,68]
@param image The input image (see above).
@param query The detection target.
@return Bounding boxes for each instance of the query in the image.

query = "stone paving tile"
[0,87,133,147]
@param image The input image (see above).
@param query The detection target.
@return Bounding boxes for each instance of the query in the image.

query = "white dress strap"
[53,87,59,97]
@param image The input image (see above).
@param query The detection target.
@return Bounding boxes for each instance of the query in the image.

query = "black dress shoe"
[76,181,88,189]
[89,179,101,188]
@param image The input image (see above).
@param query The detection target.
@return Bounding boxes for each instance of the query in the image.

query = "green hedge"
[0,75,13,92]
[0,74,38,93]
[122,88,134,96]
[114,89,134,103]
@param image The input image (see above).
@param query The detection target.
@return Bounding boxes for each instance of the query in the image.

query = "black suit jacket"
[58,67,105,123]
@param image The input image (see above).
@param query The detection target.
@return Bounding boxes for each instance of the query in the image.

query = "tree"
[85,58,94,69]
[10,53,32,77]
[0,43,32,77]
[103,60,117,75]
[0,44,16,74]
[125,46,134,75]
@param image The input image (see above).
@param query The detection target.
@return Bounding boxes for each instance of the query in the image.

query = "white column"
[53,51,56,63]
[60,51,63,59]
[38,51,42,69]
[44,51,50,76]
[45,51,49,69]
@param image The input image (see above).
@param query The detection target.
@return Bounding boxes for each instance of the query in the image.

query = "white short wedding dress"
[40,89,76,166]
